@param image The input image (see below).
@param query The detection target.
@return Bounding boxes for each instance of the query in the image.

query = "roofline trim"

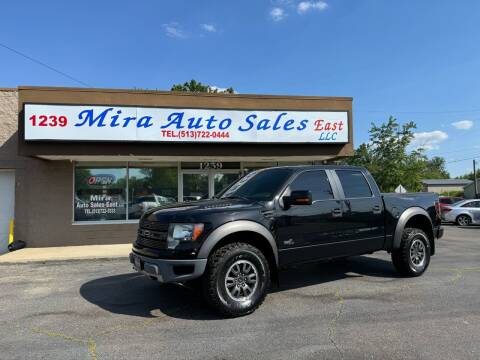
[16,86,353,101]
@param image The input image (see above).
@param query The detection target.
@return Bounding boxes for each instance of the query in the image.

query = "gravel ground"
[0,225,479,360]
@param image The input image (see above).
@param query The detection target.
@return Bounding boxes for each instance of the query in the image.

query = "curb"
[0,255,129,265]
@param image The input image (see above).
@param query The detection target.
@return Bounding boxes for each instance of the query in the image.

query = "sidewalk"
[0,244,131,263]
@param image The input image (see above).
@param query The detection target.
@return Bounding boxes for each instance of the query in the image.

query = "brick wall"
[0,89,19,168]
[14,159,137,247]
[0,89,136,247]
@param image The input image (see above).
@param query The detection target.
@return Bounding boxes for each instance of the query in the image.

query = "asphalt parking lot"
[0,225,479,360]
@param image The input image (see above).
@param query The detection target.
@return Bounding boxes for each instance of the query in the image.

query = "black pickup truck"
[130,166,443,316]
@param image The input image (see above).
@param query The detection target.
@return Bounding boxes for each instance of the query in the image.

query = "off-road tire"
[456,214,472,226]
[392,227,431,277]
[202,242,270,317]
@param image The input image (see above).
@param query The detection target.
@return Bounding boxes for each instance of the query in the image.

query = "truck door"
[275,169,344,265]
[332,169,385,253]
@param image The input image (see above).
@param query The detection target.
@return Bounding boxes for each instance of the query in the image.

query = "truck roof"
[260,164,366,171]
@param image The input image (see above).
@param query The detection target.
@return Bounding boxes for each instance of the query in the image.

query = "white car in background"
[443,199,480,226]
[130,195,176,217]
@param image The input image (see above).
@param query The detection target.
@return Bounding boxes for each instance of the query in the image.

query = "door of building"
[180,170,240,202]
[0,170,15,254]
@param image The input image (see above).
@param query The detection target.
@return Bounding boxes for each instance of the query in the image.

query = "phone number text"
[160,130,230,139]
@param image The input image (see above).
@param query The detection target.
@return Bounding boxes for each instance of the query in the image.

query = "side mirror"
[283,190,312,208]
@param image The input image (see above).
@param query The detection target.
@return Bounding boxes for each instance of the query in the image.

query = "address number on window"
[200,162,223,169]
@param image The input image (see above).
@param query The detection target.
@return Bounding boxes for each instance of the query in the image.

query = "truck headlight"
[167,223,204,249]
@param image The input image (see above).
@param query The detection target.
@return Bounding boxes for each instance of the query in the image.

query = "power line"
[437,146,480,156]
[0,42,91,87]
[446,154,480,164]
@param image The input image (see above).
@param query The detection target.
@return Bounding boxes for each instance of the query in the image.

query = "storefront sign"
[75,194,121,217]
[24,104,349,143]
[87,174,116,185]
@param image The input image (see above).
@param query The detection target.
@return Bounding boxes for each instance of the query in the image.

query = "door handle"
[372,205,382,214]
[332,208,342,218]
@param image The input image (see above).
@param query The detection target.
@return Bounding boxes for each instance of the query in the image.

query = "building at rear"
[464,180,480,199]
[0,86,353,249]
[421,179,472,195]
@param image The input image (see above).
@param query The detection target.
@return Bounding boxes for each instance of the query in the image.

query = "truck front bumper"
[130,252,207,283]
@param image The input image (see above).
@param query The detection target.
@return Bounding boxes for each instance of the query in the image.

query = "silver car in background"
[443,199,480,226]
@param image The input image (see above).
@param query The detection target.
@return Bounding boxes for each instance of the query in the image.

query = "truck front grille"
[139,220,169,231]
[136,236,167,250]
[136,223,168,250]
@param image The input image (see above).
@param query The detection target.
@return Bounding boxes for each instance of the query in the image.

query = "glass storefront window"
[128,167,178,219]
[182,173,209,202]
[214,173,240,197]
[74,167,127,221]
[73,161,288,222]
[74,163,178,222]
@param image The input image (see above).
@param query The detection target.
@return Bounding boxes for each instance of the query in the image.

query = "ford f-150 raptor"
[130,166,443,316]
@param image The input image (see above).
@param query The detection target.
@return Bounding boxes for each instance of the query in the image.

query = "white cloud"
[410,130,448,151]
[297,1,328,14]
[162,22,188,39]
[209,86,237,94]
[269,7,286,22]
[210,86,225,91]
[210,86,228,93]
[451,120,474,130]
[201,23,216,33]
[272,0,294,6]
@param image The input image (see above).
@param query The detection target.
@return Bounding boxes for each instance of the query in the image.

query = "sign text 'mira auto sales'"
[24,104,349,143]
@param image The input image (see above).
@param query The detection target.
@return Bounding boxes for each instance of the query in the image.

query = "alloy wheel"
[224,259,259,301]
[409,238,426,267]
[457,215,471,226]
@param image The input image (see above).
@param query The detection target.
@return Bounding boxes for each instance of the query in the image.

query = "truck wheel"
[391,228,431,277]
[203,242,270,317]
[456,214,472,226]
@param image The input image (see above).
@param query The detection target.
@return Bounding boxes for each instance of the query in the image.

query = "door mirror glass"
[283,190,312,208]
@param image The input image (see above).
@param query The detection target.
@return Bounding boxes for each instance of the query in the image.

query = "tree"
[345,116,449,192]
[457,169,480,181]
[424,156,450,179]
[171,80,234,94]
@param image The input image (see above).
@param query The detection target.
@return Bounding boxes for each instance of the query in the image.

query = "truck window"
[220,168,294,201]
[336,170,372,198]
[290,170,334,201]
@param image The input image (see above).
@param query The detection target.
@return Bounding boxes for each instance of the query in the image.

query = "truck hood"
[143,198,264,224]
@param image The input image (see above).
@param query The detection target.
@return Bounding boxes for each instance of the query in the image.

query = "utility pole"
[474,159,478,198]
[474,159,478,199]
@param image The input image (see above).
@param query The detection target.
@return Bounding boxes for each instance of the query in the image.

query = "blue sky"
[1,0,479,176]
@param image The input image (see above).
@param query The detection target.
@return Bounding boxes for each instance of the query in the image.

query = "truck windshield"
[220,168,294,201]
